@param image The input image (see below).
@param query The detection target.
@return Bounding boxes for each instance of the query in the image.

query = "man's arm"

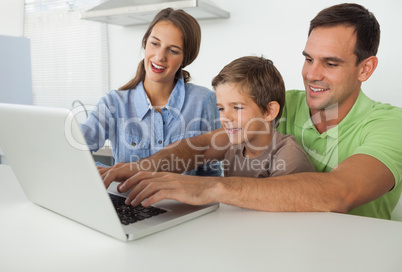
[217,154,394,212]
[101,128,230,188]
[119,154,394,214]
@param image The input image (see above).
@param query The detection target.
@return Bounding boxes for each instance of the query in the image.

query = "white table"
[1,165,401,272]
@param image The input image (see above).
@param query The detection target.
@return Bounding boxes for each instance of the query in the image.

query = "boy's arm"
[101,128,229,188]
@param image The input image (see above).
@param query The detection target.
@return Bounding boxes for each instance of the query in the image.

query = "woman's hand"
[99,162,140,188]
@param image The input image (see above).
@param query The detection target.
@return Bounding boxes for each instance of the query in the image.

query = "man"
[101,3,402,220]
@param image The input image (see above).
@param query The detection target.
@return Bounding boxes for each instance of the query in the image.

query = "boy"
[213,56,315,177]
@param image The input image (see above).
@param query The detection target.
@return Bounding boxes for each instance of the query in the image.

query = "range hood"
[81,0,230,26]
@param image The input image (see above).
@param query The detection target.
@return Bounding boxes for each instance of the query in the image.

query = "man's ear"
[358,56,378,82]
[264,101,280,122]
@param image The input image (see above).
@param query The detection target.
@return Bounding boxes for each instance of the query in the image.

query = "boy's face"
[216,83,272,148]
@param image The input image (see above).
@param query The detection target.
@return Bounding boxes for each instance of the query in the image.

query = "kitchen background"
[1,0,401,107]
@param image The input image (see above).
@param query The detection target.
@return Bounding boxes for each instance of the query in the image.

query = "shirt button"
[158,140,162,144]
[163,108,167,111]
[163,121,165,125]
[131,142,136,147]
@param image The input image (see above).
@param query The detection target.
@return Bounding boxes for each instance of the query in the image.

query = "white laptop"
[0,103,219,241]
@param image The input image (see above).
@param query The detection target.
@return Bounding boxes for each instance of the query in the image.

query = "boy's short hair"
[212,56,285,125]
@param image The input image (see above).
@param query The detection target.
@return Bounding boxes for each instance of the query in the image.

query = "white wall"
[0,0,24,163]
[0,0,24,36]
[0,0,32,105]
[108,0,402,107]
[1,0,400,106]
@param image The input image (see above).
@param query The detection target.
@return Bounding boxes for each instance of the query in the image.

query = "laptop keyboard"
[109,193,167,225]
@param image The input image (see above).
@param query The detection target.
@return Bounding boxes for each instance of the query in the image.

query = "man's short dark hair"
[309,3,380,65]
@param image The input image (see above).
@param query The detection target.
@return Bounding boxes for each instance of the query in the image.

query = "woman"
[81,8,221,176]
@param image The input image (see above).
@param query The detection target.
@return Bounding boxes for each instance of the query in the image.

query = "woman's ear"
[264,101,280,122]
[358,56,378,82]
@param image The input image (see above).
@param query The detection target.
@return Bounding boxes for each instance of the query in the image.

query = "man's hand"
[99,162,140,188]
[117,172,222,207]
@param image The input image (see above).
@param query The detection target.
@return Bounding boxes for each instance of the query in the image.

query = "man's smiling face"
[302,25,363,117]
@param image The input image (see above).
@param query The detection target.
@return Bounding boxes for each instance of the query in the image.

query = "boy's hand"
[118,172,221,207]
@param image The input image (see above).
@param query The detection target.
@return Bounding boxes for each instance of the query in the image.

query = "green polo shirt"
[277,90,402,219]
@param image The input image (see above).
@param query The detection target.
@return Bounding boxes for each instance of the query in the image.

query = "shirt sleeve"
[270,144,316,177]
[194,89,222,177]
[352,113,402,188]
[80,94,116,152]
[201,90,221,131]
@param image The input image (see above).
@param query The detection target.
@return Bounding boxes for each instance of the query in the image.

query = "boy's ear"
[265,101,280,122]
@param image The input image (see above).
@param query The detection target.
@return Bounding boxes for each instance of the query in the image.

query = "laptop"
[0,103,219,241]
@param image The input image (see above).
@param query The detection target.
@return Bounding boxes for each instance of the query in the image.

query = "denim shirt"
[80,78,221,176]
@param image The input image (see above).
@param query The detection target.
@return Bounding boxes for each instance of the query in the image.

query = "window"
[24,0,109,109]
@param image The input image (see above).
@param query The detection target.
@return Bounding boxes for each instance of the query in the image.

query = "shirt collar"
[294,90,371,139]
[340,90,372,125]
[165,78,185,119]
[133,82,151,120]
[134,78,186,120]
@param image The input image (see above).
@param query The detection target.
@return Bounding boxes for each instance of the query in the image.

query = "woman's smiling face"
[144,21,184,86]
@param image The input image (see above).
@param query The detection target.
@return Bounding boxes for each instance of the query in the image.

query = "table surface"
[1,165,402,272]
